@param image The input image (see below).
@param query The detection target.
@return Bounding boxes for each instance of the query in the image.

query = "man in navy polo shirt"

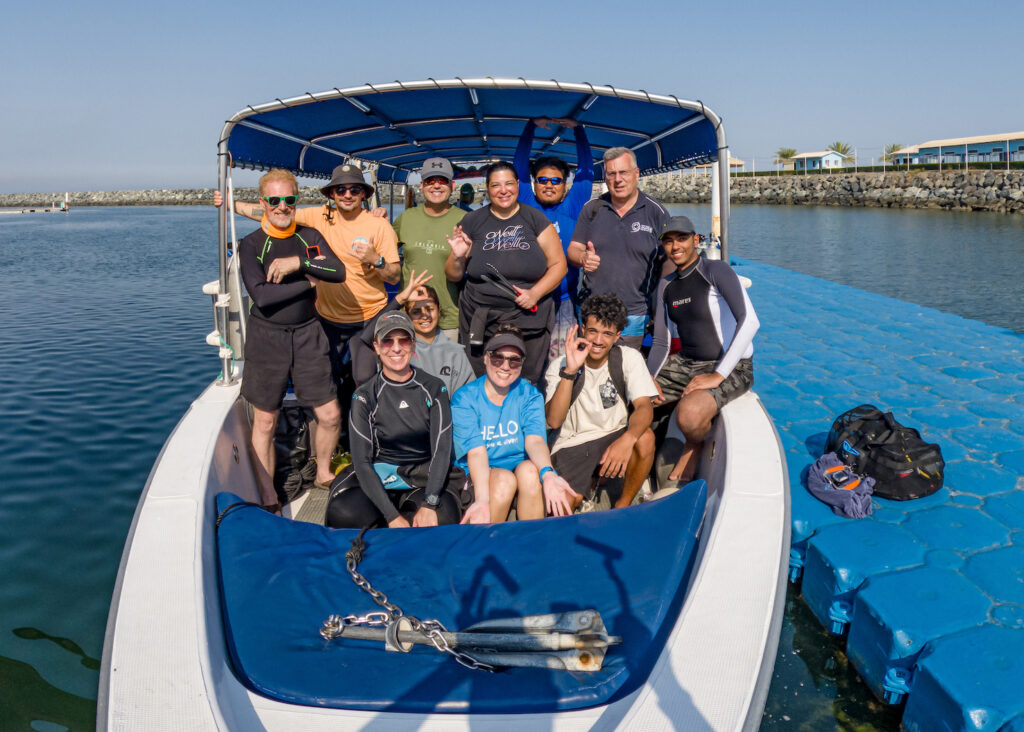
[567,147,668,349]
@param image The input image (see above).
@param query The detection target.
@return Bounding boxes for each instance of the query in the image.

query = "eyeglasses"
[262,195,298,207]
[407,304,437,318]
[422,176,450,186]
[379,335,412,348]
[333,185,365,196]
[535,176,564,186]
[487,352,524,369]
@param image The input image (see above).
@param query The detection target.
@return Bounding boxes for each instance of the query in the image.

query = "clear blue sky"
[3,0,1021,193]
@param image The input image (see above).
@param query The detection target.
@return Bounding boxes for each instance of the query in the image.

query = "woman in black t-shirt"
[445,161,567,383]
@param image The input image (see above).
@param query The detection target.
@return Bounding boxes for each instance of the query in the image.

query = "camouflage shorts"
[655,355,753,410]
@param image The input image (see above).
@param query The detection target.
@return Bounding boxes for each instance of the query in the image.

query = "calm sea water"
[0,203,1020,731]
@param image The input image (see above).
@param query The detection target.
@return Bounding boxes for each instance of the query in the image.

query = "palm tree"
[882,143,903,163]
[828,141,853,162]
[774,147,797,174]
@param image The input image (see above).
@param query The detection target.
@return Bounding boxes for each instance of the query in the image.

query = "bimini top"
[220,78,725,183]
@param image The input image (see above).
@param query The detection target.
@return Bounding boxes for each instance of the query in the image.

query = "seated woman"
[444,161,568,384]
[351,270,474,394]
[453,326,580,524]
[325,311,466,529]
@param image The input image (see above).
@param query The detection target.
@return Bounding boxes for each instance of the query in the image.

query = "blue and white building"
[891,132,1024,166]
[790,150,847,171]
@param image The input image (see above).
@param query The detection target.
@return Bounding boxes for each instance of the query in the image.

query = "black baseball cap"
[660,215,696,239]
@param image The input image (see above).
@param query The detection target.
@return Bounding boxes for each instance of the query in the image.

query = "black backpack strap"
[567,346,629,411]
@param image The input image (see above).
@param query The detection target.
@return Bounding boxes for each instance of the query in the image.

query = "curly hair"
[580,293,628,332]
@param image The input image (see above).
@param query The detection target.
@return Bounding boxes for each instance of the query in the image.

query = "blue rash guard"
[451,376,547,473]
[514,120,594,303]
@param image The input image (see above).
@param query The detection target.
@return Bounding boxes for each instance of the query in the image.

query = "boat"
[98,78,789,731]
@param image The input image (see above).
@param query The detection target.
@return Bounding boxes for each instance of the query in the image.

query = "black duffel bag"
[826,404,944,501]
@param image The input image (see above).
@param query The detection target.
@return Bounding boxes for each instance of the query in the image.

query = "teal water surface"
[0,203,1021,730]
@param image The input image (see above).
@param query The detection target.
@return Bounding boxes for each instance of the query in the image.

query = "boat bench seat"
[214,482,706,714]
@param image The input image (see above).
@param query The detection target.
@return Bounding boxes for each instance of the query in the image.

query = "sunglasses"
[422,176,450,186]
[379,335,412,348]
[536,176,564,186]
[333,185,365,196]
[487,352,524,369]
[262,195,298,207]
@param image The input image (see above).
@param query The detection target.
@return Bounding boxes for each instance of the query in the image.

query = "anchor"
[320,609,620,671]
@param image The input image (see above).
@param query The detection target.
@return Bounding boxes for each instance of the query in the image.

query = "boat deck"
[738,256,1024,731]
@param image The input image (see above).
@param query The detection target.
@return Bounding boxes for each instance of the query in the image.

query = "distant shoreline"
[2,169,1022,214]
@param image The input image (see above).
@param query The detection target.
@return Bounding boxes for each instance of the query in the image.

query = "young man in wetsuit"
[567,147,669,350]
[544,293,658,509]
[237,169,347,512]
[647,216,759,483]
[513,117,594,358]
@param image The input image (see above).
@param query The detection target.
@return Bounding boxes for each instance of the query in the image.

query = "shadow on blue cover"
[214,482,706,713]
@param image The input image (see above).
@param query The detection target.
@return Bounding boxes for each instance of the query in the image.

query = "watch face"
[426,494,440,506]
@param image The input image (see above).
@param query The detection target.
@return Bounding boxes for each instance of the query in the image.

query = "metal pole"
[216,142,235,385]
[388,180,395,220]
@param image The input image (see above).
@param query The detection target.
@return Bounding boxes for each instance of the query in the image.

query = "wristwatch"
[373,255,385,269]
[425,493,440,507]
[559,367,579,381]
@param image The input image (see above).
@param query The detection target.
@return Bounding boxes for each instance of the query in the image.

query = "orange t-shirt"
[294,206,400,323]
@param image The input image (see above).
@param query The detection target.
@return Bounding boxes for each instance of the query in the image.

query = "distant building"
[891,133,1024,166]
[693,156,745,174]
[790,151,846,171]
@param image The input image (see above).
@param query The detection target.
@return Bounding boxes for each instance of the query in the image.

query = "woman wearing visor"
[453,326,579,524]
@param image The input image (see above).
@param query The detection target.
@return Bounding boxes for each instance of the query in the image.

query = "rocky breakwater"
[640,170,1024,214]
[0,185,408,208]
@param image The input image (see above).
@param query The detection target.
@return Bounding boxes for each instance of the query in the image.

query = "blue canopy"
[221,78,724,183]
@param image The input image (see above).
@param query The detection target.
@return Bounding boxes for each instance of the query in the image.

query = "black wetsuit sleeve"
[424,382,454,504]
[349,382,400,523]
[239,237,313,310]
[299,230,346,283]
[646,275,672,376]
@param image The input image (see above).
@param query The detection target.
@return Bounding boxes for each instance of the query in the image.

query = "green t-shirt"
[394,205,466,331]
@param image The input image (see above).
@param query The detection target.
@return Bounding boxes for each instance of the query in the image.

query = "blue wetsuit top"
[514,120,594,303]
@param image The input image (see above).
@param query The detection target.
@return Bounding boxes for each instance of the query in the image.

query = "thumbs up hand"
[582,241,601,273]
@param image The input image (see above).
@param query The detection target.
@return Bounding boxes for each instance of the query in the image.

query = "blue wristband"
[539,466,556,481]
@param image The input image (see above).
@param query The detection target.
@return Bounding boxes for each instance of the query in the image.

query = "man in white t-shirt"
[544,293,658,509]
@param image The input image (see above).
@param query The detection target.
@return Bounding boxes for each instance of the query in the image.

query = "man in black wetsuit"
[646,216,760,483]
[326,311,466,528]
[238,169,347,512]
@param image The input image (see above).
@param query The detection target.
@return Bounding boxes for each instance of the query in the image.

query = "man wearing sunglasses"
[223,164,400,392]
[392,157,466,340]
[236,169,348,513]
[513,118,594,359]
[545,293,658,510]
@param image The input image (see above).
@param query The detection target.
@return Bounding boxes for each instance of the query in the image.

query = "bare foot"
[667,442,701,482]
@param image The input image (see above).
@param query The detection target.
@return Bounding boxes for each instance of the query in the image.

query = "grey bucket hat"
[320,163,374,198]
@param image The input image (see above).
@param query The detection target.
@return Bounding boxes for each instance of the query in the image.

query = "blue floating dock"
[737,257,1024,731]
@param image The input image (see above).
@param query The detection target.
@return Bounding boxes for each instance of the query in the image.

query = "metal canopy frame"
[214,78,731,383]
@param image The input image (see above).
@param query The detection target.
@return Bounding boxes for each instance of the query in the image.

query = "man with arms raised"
[545,293,657,509]
[236,169,347,511]
[513,118,594,358]
[392,157,465,340]
[647,216,759,483]
[567,147,668,349]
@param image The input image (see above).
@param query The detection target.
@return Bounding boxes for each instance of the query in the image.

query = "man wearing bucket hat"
[647,215,759,483]
[392,157,466,340]
[325,310,467,529]
[221,163,401,388]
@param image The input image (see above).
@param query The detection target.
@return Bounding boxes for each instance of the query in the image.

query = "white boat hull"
[99,378,788,731]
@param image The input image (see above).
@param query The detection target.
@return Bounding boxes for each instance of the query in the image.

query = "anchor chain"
[320,529,497,672]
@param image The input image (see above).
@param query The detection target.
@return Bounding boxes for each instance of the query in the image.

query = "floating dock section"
[738,257,1024,732]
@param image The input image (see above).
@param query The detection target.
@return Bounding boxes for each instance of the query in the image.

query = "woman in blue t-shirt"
[452,327,580,524]
[444,161,568,384]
